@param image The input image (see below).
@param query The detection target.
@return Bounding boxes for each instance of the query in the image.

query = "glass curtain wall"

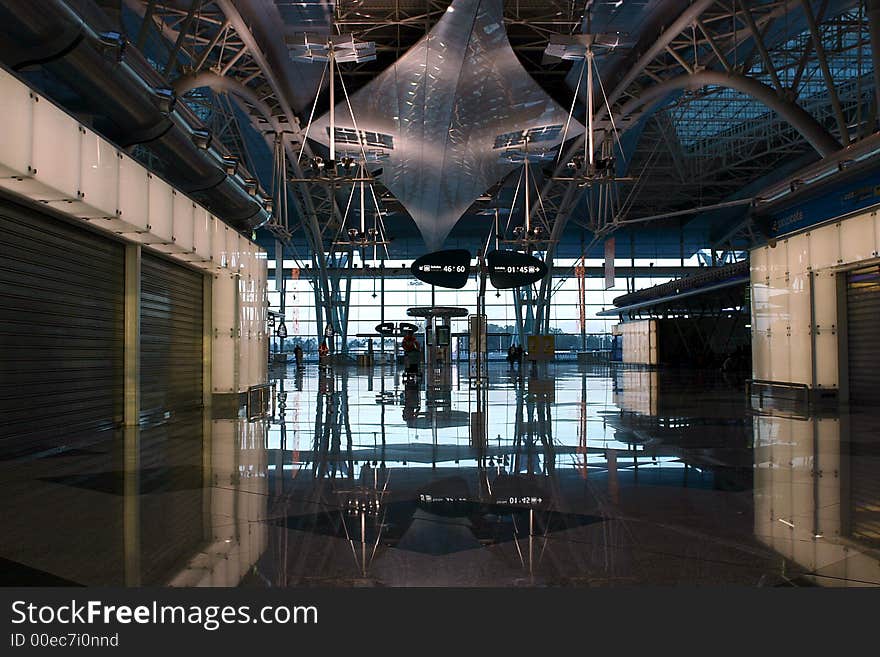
[267,256,698,355]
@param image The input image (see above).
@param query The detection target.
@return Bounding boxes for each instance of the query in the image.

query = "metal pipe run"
[617,198,757,226]
[0,0,269,230]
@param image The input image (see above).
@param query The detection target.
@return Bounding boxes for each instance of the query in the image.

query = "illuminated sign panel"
[410,249,472,289]
[486,250,547,289]
[375,322,395,336]
[436,325,451,347]
[374,322,420,336]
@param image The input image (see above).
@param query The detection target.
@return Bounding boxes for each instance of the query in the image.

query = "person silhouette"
[402,330,421,375]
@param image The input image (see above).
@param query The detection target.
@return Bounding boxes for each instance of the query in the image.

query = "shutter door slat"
[138,256,204,584]
[0,201,124,459]
[139,253,204,423]
[846,267,880,548]
[847,267,880,404]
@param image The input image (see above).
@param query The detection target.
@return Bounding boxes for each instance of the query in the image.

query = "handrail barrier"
[746,378,811,411]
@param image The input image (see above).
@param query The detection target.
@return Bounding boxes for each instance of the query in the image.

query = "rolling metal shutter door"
[846,266,880,405]
[0,200,124,457]
[139,254,205,582]
[139,253,204,424]
[846,267,880,547]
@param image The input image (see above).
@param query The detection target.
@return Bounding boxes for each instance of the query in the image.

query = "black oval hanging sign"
[375,322,396,336]
[410,249,472,289]
[486,250,548,289]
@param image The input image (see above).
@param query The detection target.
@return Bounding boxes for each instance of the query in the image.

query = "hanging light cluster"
[288,29,390,255]
[495,128,555,251]
[543,26,636,234]
[290,33,377,184]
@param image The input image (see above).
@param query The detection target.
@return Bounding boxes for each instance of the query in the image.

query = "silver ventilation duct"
[0,0,270,231]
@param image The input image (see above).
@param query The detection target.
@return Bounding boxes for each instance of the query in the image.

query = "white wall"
[750,205,880,390]
[211,228,269,394]
[0,66,223,268]
[615,319,658,366]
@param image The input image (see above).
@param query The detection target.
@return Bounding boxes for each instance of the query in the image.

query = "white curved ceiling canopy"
[309,0,584,251]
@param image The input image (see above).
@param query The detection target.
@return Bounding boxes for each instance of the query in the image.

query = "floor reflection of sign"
[527,376,555,402]
[490,474,549,509]
[417,476,471,516]
[410,249,472,289]
[486,250,547,289]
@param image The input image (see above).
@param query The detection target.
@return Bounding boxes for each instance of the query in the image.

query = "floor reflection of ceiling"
[311,0,583,250]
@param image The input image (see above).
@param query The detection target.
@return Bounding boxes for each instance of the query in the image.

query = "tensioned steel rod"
[740,4,782,92]
[800,0,851,144]
[586,47,594,166]
[616,198,756,225]
[329,47,337,161]
[163,0,200,77]
[524,136,530,234]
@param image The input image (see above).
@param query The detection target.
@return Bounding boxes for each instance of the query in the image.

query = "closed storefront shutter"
[139,252,205,583]
[139,252,204,424]
[0,198,124,457]
[846,266,880,405]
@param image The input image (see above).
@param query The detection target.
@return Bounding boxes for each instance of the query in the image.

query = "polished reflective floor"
[2,362,878,587]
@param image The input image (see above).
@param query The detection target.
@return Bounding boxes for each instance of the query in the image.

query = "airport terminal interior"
[1,0,879,587]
